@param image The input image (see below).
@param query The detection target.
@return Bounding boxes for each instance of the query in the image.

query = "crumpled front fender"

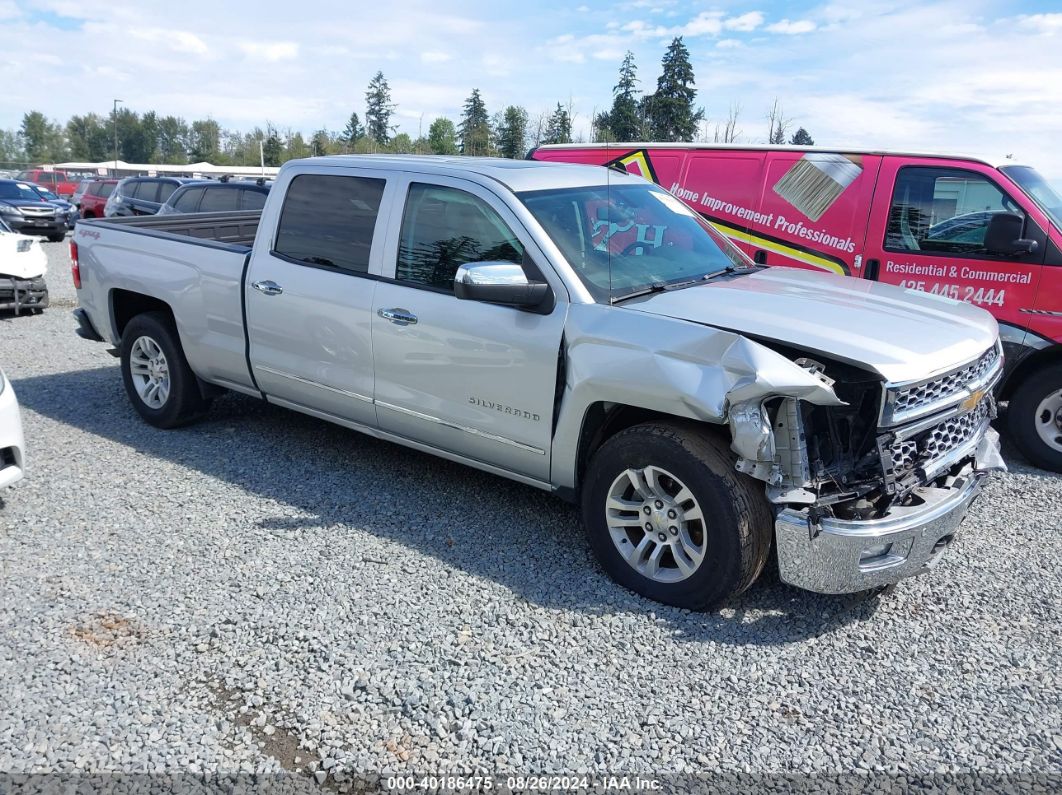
[551,303,844,490]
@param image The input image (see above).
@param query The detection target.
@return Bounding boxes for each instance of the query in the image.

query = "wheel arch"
[109,288,174,342]
[1000,343,1062,401]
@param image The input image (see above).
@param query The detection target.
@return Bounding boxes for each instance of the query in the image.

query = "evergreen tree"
[790,127,815,146]
[644,37,704,142]
[342,112,364,149]
[602,51,641,142]
[310,129,332,156]
[262,124,284,166]
[542,103,572,145]
[459,89,491,155]
[364,72,395,146]
[495,106,528,159]
[427,117,458,155]
[20,111,65,162]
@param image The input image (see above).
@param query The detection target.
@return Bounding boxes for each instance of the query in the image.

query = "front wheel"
[47,233,65,243]
[120,311,210,428]
[581,422,774,611]
[1008,363,1062,472]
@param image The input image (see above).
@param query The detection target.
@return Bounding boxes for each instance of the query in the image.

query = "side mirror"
[984,212,1038,256]
[454,261,551,309]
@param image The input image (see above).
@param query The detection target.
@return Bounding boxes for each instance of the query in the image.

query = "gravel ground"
[0,240,1059,790]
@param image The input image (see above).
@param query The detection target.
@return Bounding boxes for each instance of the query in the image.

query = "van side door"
[752,151,881,277]
[862,158,1048,351]
[244,168,392,428]
[370,175,567,482]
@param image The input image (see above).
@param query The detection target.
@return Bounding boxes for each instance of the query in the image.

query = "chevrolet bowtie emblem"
[960,389,985,413]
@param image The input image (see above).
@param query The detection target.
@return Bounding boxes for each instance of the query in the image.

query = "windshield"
[0,182,45,201]
[33,187,59,200]
[1001,165,1062,230]
[519,183,750,302]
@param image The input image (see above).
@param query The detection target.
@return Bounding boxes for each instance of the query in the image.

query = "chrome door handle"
[252,280,283,296]
[378,307,418,326]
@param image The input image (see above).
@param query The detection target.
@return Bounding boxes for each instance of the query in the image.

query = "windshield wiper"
[611,281,667,304]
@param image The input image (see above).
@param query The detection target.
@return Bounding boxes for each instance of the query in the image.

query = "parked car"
[0,180,67,242]
[70,179,94,209]
[0,216,48,313]
[29,185,78,232]
[14,168,87,199]
[72,155,1004,610]
[78,179,118,219]
[532,143,1062,472]
[0,365,26,491]
[157,179,272,215]
[104,177,194,217]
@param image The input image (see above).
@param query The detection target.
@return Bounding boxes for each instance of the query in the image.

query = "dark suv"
[0,179,67,241]
[104,177,194,217]
[157,179,272,215]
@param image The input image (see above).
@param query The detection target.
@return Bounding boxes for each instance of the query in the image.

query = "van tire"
[581,421,773,611]
[120,311,210,429]
[1007,363,1062,473]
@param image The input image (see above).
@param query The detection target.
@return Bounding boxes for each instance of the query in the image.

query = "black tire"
[1007,363,1062,472]
[47,234,65,243]
[120,311,210,428]
[581,421,774,611]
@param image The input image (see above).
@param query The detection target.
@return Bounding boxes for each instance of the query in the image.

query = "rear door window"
[273,174,385,274]
[199,186,239,212]
[240,189,268,211]
[133,181,159,202]
[158,181,179,203]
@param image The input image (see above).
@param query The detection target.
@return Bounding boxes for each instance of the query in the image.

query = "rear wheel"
[581,422,773,610]
[120,311,210,428]
[1008,363,1062,472]
[47,233,65,243]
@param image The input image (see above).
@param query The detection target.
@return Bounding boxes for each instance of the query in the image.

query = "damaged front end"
[729,345,1005,594]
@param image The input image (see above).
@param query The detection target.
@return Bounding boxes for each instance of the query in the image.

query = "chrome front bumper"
[775,427,1003,594]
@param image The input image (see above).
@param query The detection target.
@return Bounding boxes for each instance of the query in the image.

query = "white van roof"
[533,143,1026,170]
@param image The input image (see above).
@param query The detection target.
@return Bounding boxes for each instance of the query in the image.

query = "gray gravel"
[0,240,1059,789]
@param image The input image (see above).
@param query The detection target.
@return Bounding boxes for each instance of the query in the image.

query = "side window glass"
[396,183,525,291]
[240,189,268,211]
[273,174,385,274]
[158,182,179,202]
[200,186,239,212]
[173,187,204,212]
[886,167,1024,257]
[98,182,115,198]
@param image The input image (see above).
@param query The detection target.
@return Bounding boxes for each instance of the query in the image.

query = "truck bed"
[88,211,261,249]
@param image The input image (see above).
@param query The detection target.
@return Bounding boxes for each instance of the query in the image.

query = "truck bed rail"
[81,211,261,249]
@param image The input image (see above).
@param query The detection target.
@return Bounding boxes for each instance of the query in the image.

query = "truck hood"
[624,267,998,383]
[0,232,47,279]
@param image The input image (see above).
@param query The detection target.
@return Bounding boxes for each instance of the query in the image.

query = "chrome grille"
[19,205,56,218]
[885,345,1000,425]
[889,398,993,475]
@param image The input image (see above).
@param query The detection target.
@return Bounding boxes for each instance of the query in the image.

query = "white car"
[0,216,49,313]
[0,367,25,490]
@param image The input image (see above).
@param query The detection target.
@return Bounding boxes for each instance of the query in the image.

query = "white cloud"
[724,11,764,32]
[420,51,451,63]
[681,11,724,36]
[0,0,20,21]
[716,39,742,49]
[238,41,298,61]
[128,27,208,56]
[1016,13,1062,34]
[766,19,817,35]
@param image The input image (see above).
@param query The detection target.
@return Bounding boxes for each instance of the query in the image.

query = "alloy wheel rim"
[1033,388,1062,453]
[129,335,170,409]
[605,465,707,584]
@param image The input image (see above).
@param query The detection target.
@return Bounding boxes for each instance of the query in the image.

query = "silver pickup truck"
[72,155,1004,609]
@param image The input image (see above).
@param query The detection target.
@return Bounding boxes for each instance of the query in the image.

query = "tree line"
[1,37,814,168]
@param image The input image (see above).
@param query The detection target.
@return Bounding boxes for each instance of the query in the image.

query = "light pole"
[112,99,122,176]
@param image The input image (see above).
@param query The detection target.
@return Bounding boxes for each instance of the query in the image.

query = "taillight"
[70,240,81,289]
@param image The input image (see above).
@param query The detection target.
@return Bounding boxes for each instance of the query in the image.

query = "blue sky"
[3,0,1061,178]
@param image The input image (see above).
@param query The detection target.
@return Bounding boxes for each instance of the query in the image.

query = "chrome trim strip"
[879,341,1003,427]
[375,400,546,455]
[255,365,373,403]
